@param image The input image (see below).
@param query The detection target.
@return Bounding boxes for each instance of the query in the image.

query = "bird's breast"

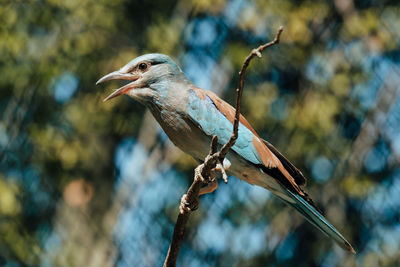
[148,93,211,160]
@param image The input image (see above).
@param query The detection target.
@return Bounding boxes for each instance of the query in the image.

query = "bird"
[96,53,356,254]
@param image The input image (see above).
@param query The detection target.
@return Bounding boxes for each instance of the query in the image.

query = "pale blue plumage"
[187,89,260,165]
[97,53,356,254]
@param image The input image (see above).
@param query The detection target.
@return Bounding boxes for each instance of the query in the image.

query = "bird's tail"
[278,185,356,254]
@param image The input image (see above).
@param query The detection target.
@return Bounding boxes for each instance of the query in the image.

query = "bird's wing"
[202,90,306,187]
[199,89,307,186]
[188,87,304,194]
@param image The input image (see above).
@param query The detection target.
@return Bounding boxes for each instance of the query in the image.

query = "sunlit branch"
[163,26,284,267]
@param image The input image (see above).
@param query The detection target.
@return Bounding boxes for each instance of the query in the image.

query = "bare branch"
[163,26,284,267]
[219,26,283,159]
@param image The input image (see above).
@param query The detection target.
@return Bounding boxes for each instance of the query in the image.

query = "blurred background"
[1,0,400,266]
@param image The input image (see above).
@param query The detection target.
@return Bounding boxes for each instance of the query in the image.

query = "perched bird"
[97,53,355,254]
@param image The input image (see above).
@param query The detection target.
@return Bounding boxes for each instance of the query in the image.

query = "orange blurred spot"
[63,179,94,206]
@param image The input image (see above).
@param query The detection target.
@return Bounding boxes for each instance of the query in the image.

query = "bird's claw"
[216,162,228,184]
[214,158,231,184]
[179,194,199,214]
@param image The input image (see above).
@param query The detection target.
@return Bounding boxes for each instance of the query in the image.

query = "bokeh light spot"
[63,179,94,207]
[311,156,333,183]
[50,72,79,103]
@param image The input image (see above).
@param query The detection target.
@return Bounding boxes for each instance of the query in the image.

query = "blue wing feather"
[187,90,260,164]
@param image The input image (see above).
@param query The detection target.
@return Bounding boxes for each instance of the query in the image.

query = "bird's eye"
[138,63,148,71]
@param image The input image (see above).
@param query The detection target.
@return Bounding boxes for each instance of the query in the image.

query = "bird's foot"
[216,162,228,183]
[214,158,231,184]
[179,194,199,214]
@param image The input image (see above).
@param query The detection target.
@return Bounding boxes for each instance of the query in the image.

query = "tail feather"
[279,186,356,254]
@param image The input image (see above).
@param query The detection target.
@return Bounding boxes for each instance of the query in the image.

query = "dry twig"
[163,26,284,267]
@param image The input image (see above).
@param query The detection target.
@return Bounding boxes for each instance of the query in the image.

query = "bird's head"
[96,53,184,102]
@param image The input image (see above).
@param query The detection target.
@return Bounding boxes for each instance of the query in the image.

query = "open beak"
[96,71,140,102]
